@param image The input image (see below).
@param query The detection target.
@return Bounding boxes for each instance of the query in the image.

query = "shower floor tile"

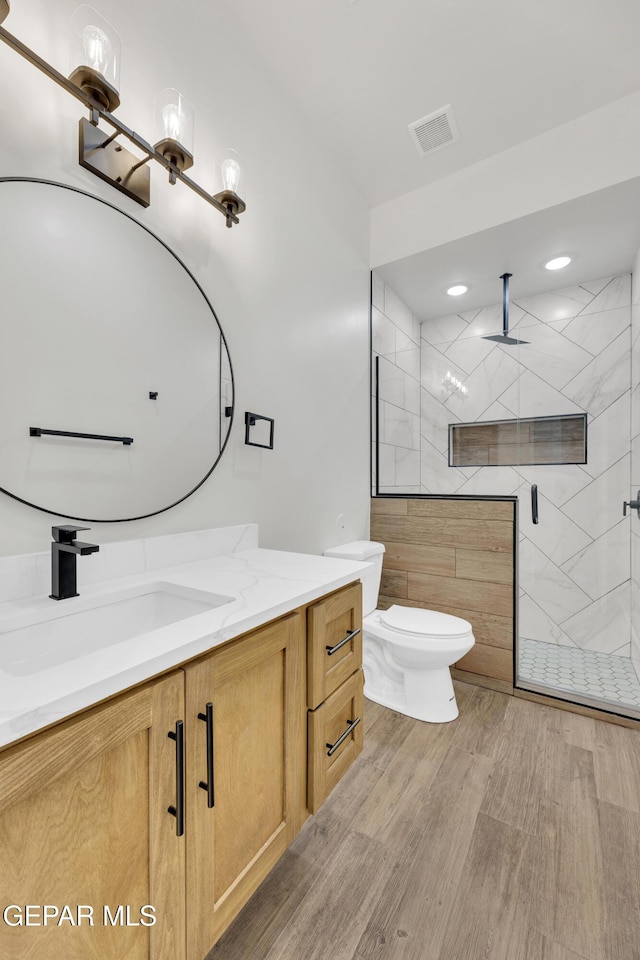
[518,638,640,710]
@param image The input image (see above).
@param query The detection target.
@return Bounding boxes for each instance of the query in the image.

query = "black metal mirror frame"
[0,176,235,523]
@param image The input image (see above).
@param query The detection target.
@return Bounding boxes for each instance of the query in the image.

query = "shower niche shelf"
[449,413,587,468]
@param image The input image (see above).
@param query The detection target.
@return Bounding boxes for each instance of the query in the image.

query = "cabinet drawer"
[307,669,364,813]
[307,581,362,709]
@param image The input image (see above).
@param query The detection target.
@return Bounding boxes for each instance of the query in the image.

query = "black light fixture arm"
[0,25,239,225]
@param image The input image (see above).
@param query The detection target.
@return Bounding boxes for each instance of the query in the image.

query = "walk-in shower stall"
[371,265,640,721]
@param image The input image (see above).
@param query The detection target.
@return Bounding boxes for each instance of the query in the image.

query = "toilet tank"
[323,541,385,616]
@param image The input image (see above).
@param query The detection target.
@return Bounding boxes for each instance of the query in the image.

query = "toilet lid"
[379,605,472,639]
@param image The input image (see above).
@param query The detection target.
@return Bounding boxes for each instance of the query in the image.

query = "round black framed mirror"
[0,178,234,522]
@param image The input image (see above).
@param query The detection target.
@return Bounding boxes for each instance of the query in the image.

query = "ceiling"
[377,177,640,320]
[222,0,640,207]
[221,0,640,313]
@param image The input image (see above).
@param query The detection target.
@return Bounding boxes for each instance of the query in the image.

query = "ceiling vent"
[408,105,459,158]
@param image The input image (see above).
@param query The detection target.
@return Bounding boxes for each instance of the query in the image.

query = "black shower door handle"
[531,484,539,525]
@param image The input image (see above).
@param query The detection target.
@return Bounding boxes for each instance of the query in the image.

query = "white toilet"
[324,541,475,723]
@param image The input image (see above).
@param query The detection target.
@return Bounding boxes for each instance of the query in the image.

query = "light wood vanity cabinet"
[0,581,361,960]
[306,581,364,813]
[0,671,186,960]
[183,612,306,959]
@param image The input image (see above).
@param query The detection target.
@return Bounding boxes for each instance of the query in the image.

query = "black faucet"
[50,525,100,601]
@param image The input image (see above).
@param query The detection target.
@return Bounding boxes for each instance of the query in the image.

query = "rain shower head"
[483,333,527,345]
[482,272,529,345]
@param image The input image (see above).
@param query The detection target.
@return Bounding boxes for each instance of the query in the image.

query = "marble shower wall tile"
[579,274,631,314]
[500,369,581,420]
[580,276,614,297]
[371,306,395,357]
[513,285,594,323]
[421,388,459,455]
[384,284,420,345]
[519,594,576,647]
[560,520,630,602]
[518,492,592,568]
[444,344,522,421]
[371,271,422,494]
[420,339,468,401]
[421,312,469,347]
[378,355,406,407]
[582,392,631,480]
[516,465,592,508]
[514,324,593,391]
[419,436,467,494]
[371,272,384,313]
[561,582,631,654]
[519,539,592,624]
[557,328,630,418]
[561,306,630,356]
[454,465,521,497]
[381,402,419,450]
[562,455,630,541]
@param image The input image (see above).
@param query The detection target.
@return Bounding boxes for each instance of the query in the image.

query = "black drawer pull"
[198,702,215,808]
[326,627,360,656]
[167,720,185,837]
[326,717,361,757]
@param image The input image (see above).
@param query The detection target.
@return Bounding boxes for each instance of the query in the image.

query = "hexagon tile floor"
[518,638,640,710]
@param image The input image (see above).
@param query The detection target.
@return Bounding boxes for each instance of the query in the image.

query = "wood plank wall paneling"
[371,498,515,686]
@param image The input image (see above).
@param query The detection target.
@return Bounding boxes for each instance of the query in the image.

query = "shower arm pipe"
[0,25,238,225]
[501,272,513,337]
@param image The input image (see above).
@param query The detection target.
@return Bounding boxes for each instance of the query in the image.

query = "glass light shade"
[69,5,121,110]
[215,149,245,200]
[153,88,195,172]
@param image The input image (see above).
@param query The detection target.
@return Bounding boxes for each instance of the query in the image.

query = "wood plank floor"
[208,683,640,960]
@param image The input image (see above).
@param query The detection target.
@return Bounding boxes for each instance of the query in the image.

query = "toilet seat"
[379,604,472,640]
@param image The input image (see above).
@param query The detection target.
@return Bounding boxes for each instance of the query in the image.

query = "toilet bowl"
[323,541,475,723]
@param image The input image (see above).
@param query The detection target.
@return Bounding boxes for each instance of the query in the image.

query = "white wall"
[0,1,370,556]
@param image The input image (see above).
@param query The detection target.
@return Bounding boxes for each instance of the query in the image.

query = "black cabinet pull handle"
[198,702,215,808]
[326,627,360,656]
[531,484,539,525]
[167,720,185,837]
[326,717,361,757]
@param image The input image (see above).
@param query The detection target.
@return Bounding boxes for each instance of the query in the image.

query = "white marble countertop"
[0,546,367,750]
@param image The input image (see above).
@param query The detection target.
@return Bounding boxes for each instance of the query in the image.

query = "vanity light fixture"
[446,284,468,296]
[545,256,571,271]
[0,5,246,227]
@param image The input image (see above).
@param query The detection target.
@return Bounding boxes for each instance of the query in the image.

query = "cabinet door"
[0,673,185,960]
[184,612,305,957]
[308,668,364,813]
[307,581,363,709]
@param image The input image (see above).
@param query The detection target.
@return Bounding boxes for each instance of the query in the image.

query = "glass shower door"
[514,274,640,718]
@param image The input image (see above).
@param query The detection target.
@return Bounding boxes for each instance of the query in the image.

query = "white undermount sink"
[0,582,234,677]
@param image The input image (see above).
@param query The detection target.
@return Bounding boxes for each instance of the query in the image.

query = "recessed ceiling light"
[545,256,571,271]
[447,284,468,296]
